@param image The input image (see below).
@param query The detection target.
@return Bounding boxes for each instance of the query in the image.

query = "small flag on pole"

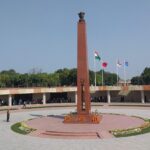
[117,60,122,67]
[102,62,108,68]
[94,51,101,61]
[125,61,128,67]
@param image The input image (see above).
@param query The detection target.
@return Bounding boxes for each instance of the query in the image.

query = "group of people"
[91,96,107,102]
[48,97,72,103]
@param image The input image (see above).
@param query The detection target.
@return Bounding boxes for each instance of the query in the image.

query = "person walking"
[23,101,26,108]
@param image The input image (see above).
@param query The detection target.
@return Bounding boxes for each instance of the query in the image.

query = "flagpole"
[124,60,127,86]
[94,51,96,87]
[116,59,119,86]
[102,68,104,86]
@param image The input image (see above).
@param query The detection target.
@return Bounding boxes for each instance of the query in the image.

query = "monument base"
[64,113,101,124]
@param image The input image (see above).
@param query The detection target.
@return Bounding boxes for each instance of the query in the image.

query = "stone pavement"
[25,114,144,139]
[0,107,150,150]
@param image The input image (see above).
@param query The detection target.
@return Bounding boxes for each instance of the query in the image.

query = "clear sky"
[0,0,150,79]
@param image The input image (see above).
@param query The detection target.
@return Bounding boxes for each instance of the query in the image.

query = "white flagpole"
[102,68,104,86]
[101,61,104,86]
[125,66,127,85]
[94,51,96,87]
[116,59,119,86]
[124,60,127,86]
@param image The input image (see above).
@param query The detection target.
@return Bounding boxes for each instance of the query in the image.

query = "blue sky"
[0,0,150,79]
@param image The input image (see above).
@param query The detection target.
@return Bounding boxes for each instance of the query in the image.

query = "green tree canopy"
[0,68,118,88]
[131,67,150,85]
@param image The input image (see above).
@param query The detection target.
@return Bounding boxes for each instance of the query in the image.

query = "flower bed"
[11,121,36,135]
[110,119,150,137]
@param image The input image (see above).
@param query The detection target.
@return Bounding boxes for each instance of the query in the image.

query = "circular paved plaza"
[25,113,145,139]
[0,107,150,150]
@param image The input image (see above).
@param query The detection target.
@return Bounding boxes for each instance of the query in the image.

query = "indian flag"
[94,51,101,61]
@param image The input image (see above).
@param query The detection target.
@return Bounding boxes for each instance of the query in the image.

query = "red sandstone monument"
[64,12,100,123]
[23,13,147,139]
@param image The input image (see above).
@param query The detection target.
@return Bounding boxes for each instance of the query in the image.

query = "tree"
[131,67,150,85]
[141,67,150,85]
[89,70,95,85]
[68,68,77,86]
[48,73,60,86]
[0,68,119,87]
[1,69,16,75]
[97,70,117,85]
[104,72,117,85]
[17,74,29,87]
[55,68,70,85]
[131,76,143,85]
[0,69,19,87]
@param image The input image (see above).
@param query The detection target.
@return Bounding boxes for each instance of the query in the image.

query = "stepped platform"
[42,131,101,139]
[25,113,145,139]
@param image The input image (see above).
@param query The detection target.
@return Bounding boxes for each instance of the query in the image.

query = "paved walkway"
[0,107,150,150]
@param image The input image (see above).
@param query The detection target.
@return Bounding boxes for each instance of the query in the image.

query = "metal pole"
[94,52,96,87]
[123,60,125,85]
[102,69,104,86]
[116,60,119,86]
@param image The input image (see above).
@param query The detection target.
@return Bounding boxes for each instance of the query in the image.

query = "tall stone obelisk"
[77,12,91,115]
[64,12,100,123]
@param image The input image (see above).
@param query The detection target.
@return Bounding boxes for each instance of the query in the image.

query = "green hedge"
[111,119,150,137]
[11,122,35,135]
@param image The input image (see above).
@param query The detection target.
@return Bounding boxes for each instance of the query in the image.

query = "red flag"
[102,62,108,68]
